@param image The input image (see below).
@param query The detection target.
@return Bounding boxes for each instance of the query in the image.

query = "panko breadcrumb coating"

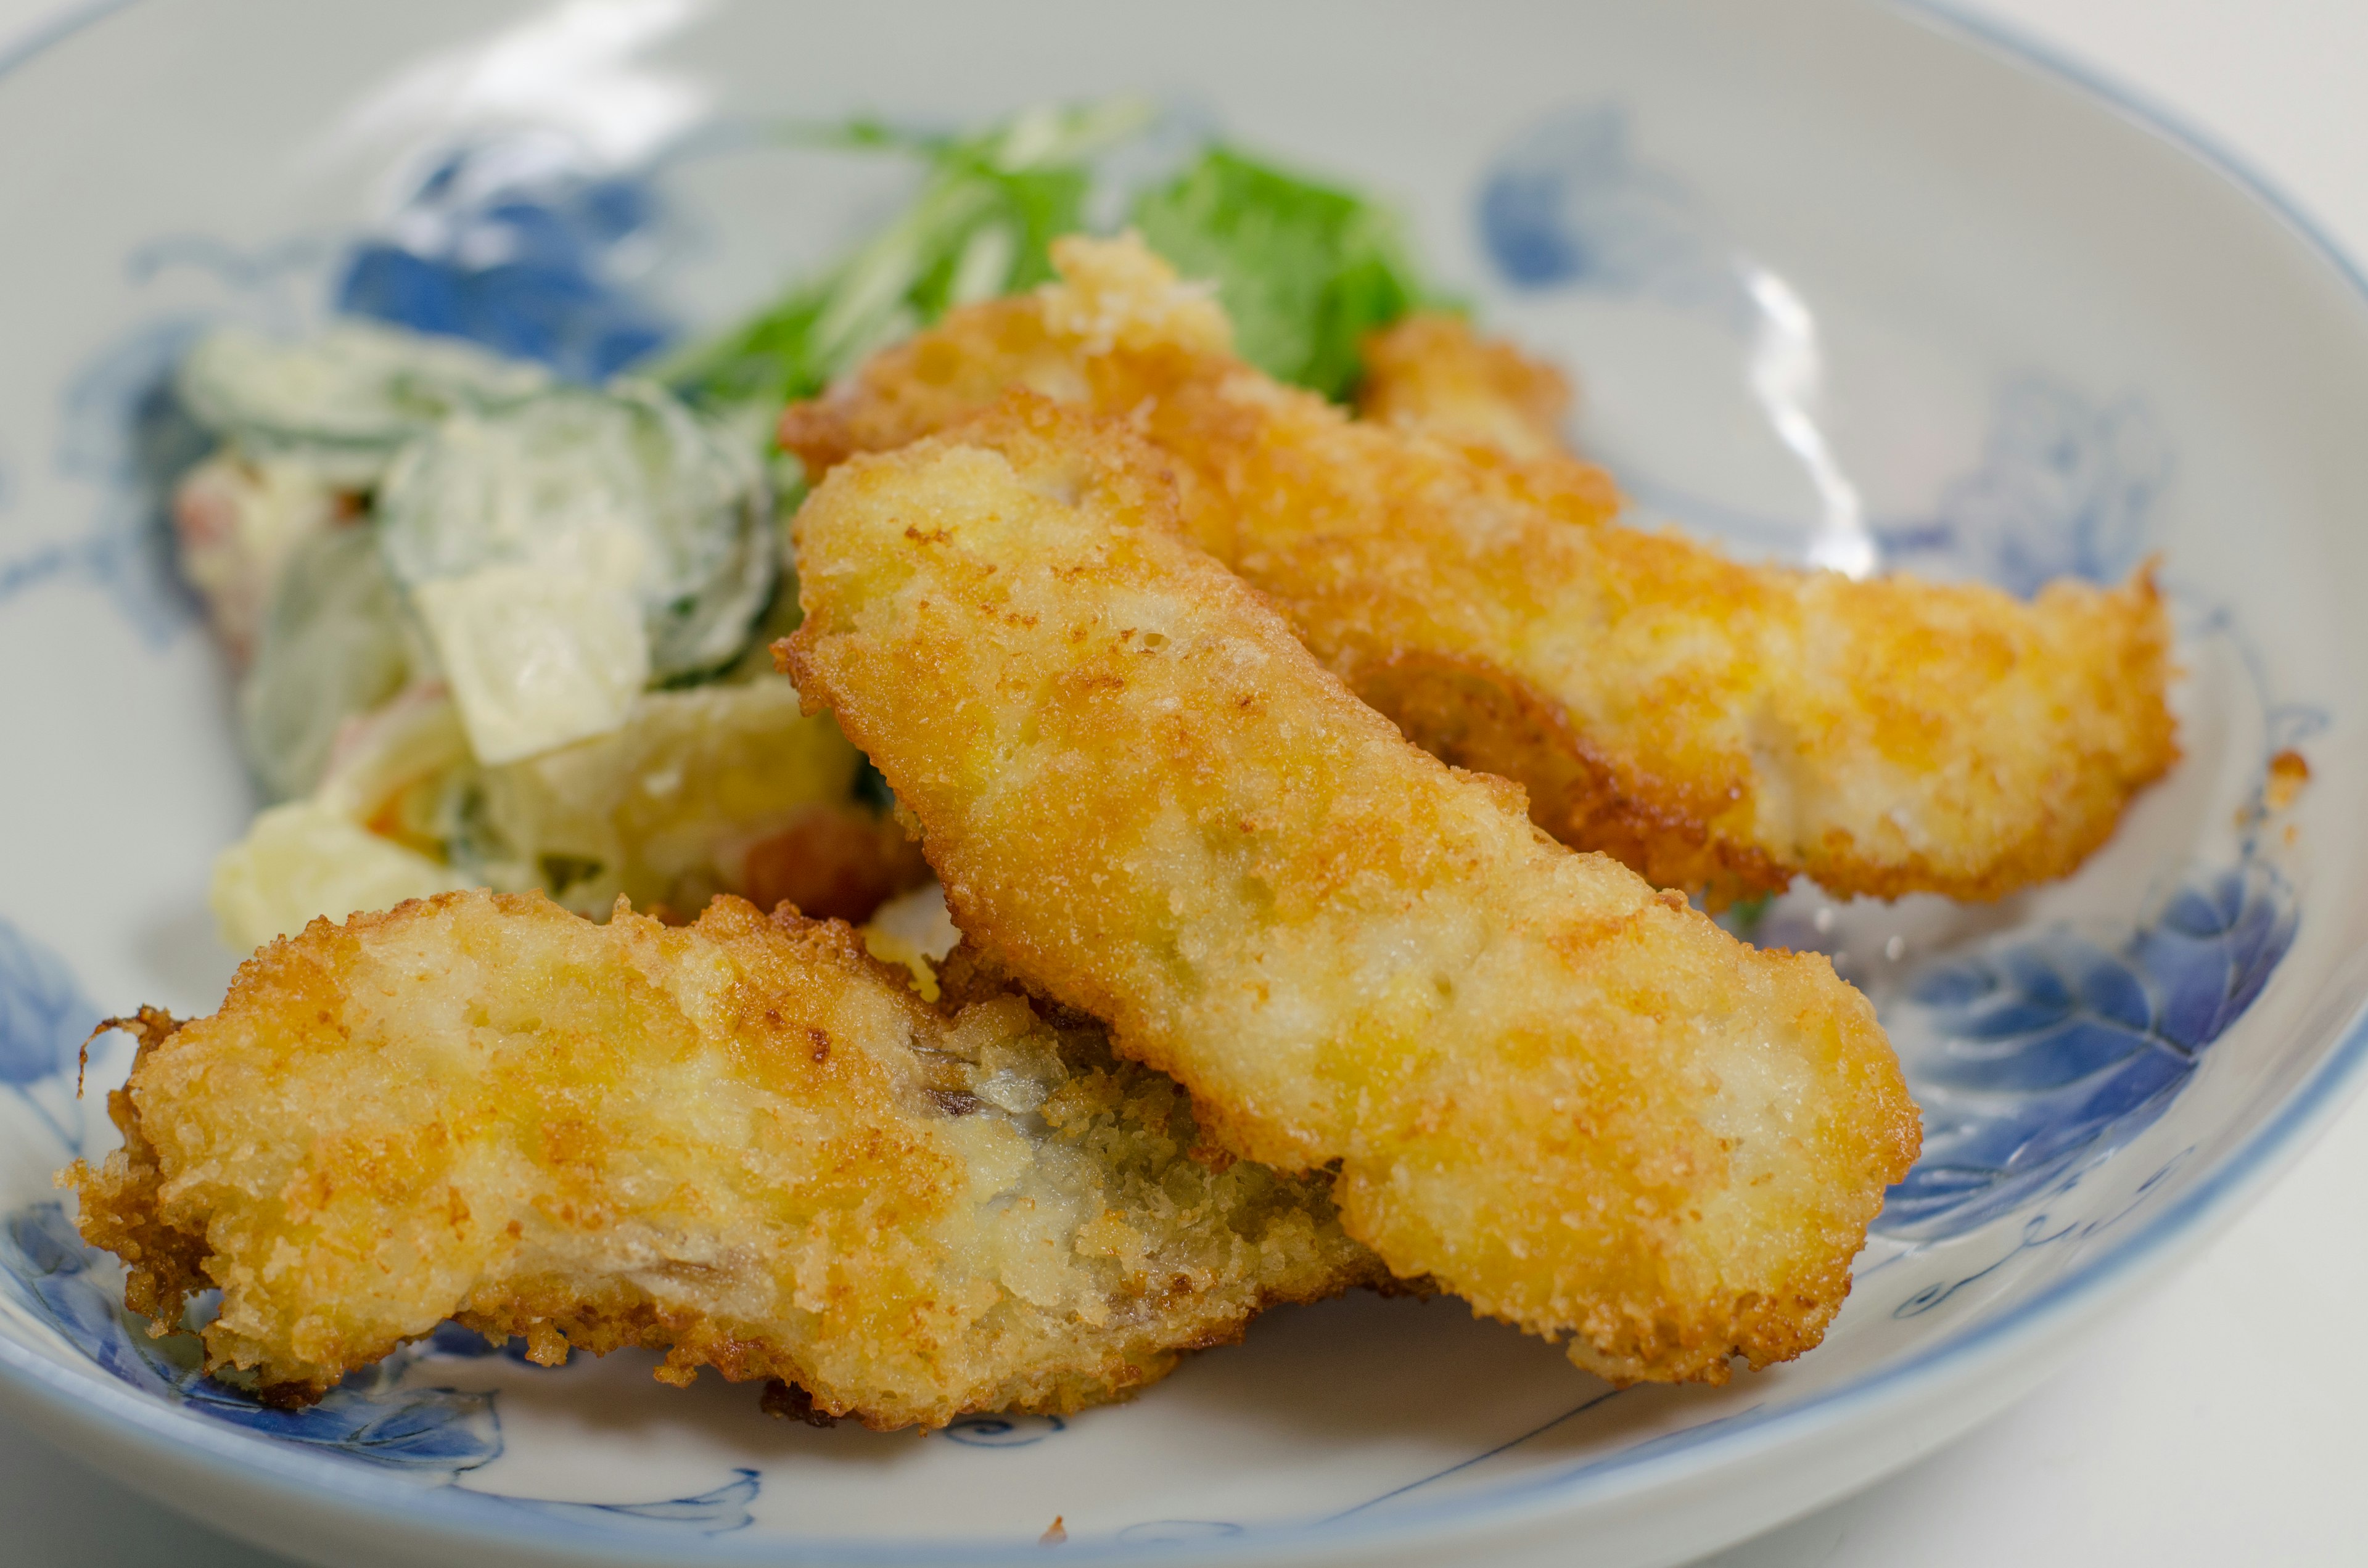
[1354,311,1575,462]
[782,400,1920,1385]
[67,890,1379,1429]
[780,234,2177,908]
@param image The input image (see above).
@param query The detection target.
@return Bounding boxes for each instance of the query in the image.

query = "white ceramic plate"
[4,2,2367,1565]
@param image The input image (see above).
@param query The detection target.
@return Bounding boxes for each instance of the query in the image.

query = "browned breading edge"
[782,398,1921,1386]
[63,892,1384,1427]
[778,235,2179,912]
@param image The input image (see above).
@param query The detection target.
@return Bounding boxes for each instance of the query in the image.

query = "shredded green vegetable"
[662,99,1153,411]
[1129,147,1434,400]
[664,102,1439,413]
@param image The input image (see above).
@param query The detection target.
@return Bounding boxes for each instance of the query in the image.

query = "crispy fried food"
[66,890,1379,1429]
[1354,311,1574,461]
[781,400,1920,1385]
[781,236,2178,908]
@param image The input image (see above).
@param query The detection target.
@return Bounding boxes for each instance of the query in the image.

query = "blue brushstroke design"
[2,1199,764,1525]
[0,917,94,1088]
[1891,1149,2190,1318]
[1878,863,2295,1241]
[942,1411,1066,1448]
[1474,105,2169,599]
[0,317,212,642]
[496,1469,759,1536]
[0,914,102,1153]
[1878,378,2170,594]
[336,142,675,382]
[1477,104,1739,319]
[0,1202,501,1479]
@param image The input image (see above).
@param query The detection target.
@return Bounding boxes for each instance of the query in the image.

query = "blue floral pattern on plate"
[336,142,676,384]
[1478,104,1738,318]
[0,1201,503,1482]
[1877,377,2170,596]
[0,914,100,1154]
[1876,861,2296,1240]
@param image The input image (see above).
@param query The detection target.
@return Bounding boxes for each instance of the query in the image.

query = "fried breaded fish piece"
[781,235,2177,908]
[781,400,1920,1385]
[66,890,1379,1428]
[1354,311,1574,461]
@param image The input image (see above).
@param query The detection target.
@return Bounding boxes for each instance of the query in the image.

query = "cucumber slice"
[375,379,774,688]
[177,321,549,486]
[237,525,417,801]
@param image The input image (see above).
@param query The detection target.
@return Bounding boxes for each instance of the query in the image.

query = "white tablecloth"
[1,2,2362,1562]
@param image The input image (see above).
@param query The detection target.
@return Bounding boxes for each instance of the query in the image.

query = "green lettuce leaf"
[1129,147,1434,400]
[666,107,1439,414]
[662,99,1150,411]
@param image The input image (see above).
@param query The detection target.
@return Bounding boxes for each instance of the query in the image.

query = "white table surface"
[3,1,2366,1564]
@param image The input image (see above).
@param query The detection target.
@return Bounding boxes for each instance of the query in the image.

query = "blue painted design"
[1878,379,2171,595]
[1877,864,2294,1241]
[337,143,675,383]
[497,1469,758,1537]
[941,1411,1066,1447]
[0,317,212,642]
[1478,105,1737,317]
[1892,1151,2189,1317]
[1,1197,762,1522]
[0,1202,500,1480]
[421,1319,561,1367]
[0,917,94,1087]
[1327,1387,1624,1522]
[0,915,101,1153]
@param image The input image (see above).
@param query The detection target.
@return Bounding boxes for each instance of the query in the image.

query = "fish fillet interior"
[67,891,1378,1429]
[783,400,1921,1384]
[780,234,2178,908]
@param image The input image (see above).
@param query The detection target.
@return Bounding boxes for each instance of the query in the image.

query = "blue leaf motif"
[2141,868,2293,1047]
[0,917,96,1086]
[1878,861,2295,1240]
[178,1373,501,1475]
[1,314,215,642]
[337,144,675,383]
[4,1199,775,1521]
[0,1204,184,1398]
[1878,379,2169,595]
[1477,105,1741,318]
[0,1202,501,1482]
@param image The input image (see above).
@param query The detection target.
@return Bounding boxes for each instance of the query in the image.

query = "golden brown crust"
[779,236,2178,908]
[65,890,1379,1427]
[783,398,1922,1384]
[65,1010,212,1339]
[1354,311,1575,461]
